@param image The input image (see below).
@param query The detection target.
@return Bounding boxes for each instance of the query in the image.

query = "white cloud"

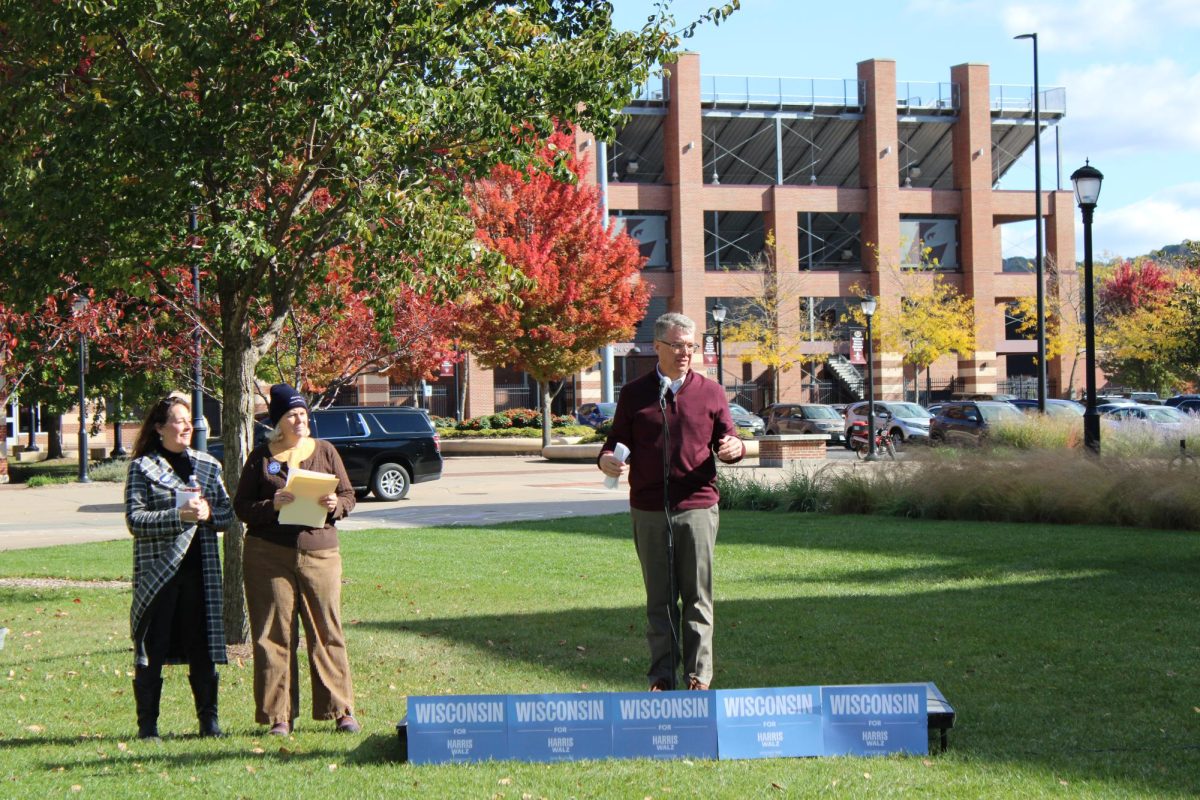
[1090,182,1200,257]
[1001,0,1200,53]
[1057,59,1200,156]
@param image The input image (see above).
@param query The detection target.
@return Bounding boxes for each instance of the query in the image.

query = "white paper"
[279,467,340,527]
[604,442,630,489]
[175,486,201,510]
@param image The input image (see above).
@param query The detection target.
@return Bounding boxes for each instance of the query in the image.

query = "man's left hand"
[715,434,743,462]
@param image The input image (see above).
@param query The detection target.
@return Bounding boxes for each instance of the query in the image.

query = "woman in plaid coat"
[125,395,233,740]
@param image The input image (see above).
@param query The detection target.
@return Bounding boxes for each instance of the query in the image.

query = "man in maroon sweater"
[599,312,745,691]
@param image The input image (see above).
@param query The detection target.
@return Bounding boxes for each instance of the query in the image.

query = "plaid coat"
[125,449,233,667]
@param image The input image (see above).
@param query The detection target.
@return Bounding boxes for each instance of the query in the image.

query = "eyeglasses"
[656,339,698,354]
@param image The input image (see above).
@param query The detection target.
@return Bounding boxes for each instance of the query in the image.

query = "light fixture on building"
[626,157,639,175]
[809,174,818,185]
[711,169,719,185]
[841,249,854,261]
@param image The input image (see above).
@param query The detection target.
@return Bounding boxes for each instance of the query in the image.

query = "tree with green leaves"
[1,0,736,640]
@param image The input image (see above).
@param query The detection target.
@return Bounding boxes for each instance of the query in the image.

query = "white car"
[843,401,932,448]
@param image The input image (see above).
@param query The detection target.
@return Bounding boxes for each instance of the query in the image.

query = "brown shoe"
[648,678,670,692]
[336,715,361,733]
[687,677,709,690]
[267,721,291,736]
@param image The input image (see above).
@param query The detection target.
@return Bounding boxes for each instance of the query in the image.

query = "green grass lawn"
[2,513,1198,798]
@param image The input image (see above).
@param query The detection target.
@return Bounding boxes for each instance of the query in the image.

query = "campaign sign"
[507,693,613,762]
[611,691,719,760]
[821,684,928,757]
[407,694,509,764]
[715,686,823,759]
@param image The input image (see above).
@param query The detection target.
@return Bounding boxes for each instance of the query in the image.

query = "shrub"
[26,475,70,488]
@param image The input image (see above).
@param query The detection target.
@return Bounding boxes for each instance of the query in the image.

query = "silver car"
[844,401,932,447]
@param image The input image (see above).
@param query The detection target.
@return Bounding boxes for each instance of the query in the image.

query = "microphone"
[658,375,671,403]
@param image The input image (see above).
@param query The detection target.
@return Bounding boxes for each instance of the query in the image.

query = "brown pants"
[243,536,355,726]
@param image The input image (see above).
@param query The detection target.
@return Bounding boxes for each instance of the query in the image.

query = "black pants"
[141,567,214,679]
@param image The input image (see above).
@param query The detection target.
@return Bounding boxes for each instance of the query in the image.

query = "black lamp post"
[1071,161,1104,456]
[72,296,91,483]
[860,295,878,461]
[711,301,727,390]
[110,391,127,457]
[1015,32,1048,412]
[25,404,40,453]
[189,206,208,452]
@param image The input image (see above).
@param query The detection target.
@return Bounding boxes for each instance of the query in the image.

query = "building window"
[798,212,863,271]
[900,216,958,270]
[610,212,670,270]
[705,211,766,270]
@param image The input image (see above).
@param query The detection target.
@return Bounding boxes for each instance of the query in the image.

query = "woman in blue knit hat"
[233,384,361,735]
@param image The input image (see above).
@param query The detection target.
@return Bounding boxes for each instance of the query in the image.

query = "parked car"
[208,406,442,501]
[1165,394,1200,408]
[728,402,766,437]
[1008,398,1085,418]
[760,403,846,445]
[1171,398,1200,415]
[843,400,932,448]
[1102,404,1189,431]
[928,400,1025,446]
[575,402,617,429]
[1125,391,1163,404]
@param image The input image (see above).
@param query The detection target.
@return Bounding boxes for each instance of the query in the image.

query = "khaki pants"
[630,505,718,687]
[243,536,355,725]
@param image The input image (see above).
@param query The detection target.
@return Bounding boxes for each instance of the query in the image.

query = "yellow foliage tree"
[1010,255,1086,397]
[847,246,975,400]
[719,232,837,405]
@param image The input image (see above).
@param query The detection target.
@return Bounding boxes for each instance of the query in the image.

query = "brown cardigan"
[233,438,355,550]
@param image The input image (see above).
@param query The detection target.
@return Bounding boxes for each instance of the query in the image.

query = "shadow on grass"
[351,517,1200,794]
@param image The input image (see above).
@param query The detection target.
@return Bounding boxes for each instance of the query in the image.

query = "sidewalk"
[0,453,859,552]
[0,457,632,552]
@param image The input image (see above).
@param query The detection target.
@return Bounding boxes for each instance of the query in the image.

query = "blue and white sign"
[715,686,823,759]
[611,691,719,760]
[407,694,509,764]
[821,684,928,756]
[506,693,613,762]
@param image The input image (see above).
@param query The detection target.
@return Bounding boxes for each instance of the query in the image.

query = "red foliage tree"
[462,129,649,444]
[1099,259,1176,316]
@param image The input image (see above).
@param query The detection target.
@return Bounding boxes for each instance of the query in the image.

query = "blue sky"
[610,0,1200,261]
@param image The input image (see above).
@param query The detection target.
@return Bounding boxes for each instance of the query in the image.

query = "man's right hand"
[598,452,629,479]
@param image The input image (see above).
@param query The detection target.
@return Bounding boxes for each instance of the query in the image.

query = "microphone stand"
[659,386,681,690]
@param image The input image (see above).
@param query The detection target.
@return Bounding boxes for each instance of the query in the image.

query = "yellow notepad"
[279,468,339,528]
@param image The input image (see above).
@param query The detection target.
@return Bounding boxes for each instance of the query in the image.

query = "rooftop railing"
[700,74,866,109]
[990,84,1067,114]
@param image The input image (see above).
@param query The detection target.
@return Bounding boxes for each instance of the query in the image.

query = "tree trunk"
[925,367,933,407]
[539,380,553,449]
[218,323,260,646]
[46,413,64,459]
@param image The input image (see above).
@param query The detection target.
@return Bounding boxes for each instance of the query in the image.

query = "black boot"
[132,672,163,740]
[189,671,224,737]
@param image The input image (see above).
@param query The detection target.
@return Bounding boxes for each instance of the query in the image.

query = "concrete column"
[951,62,998,395]
[857,59,904,400]
[1045,190,1078,397]
[665,52,706,323]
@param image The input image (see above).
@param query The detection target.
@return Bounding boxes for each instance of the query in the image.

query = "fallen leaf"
[70,786,82,793]
[245,765,256,774]
[250,747,265,754]
[575,645,586,652]
[771,782,784,790]
[1059,780,1069,786]
[863,772,872,779]
[327,764,338,771]
[25,725,44,734]
[499,777,513,786]
[117,742,128,752]
[922,759,933,767]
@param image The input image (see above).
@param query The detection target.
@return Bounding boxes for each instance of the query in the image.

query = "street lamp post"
[711,302,727,391]
[72,296,91,483]
[110,391,127,457]
[189,206,208,452]
[1015,32,1048,412]
[1071,161,1104,456]
[860,296,878,461]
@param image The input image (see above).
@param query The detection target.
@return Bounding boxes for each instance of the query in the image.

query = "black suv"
[209,406,442,501]
[928,400,1024,446]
